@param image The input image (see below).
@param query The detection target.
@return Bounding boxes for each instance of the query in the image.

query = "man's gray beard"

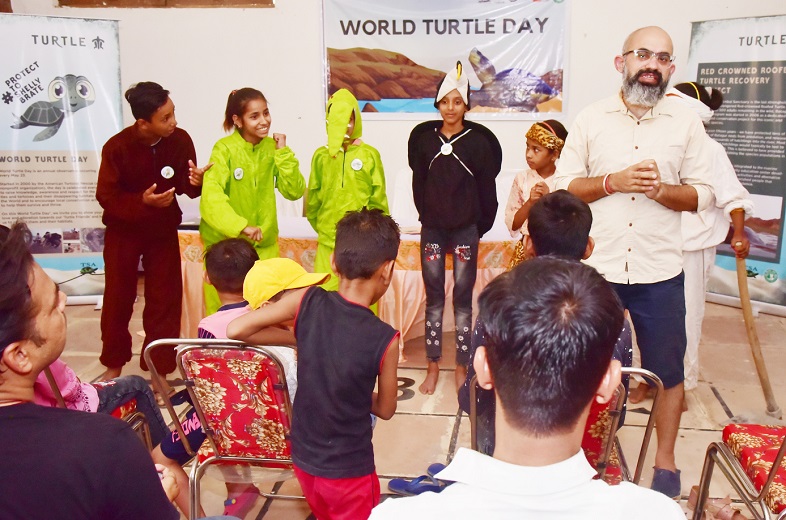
[621,66,668,107]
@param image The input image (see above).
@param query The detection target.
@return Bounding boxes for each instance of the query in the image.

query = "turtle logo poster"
[322,0,567,119]
[0,14,121,298]
[687,15,786,309]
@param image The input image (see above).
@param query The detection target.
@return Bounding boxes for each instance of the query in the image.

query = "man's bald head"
[622,26,674,55]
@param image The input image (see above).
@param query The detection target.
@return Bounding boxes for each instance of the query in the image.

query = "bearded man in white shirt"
[371,257,684,519]
[553,26,713,499]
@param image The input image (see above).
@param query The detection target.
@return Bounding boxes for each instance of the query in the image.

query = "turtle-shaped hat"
[434,61,470,109]
[325,89,362,157]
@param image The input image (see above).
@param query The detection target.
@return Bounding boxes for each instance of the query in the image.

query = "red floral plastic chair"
[146,338,302,519]
[693,423,786,520]
[42,367,153,450]
[468,366,662,486]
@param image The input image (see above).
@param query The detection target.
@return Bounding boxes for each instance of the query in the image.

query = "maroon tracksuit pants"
[100,227,181,374]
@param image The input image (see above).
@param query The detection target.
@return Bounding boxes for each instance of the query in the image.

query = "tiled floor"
[61,276,786,519]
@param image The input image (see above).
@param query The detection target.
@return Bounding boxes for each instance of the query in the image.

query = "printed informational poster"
[0,14,121,298]
[322,0,568,119]
[687,15,786,312]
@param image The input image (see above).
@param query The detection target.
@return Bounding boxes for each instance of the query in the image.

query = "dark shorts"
[159,392,207,465]
[611,272,687,389]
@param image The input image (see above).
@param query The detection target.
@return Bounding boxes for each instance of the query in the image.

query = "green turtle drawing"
[10,74,96,142]
[468,48,558,111]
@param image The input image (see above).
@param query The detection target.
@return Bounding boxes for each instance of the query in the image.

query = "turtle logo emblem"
[234,168,244,180]
[160,166,174,179]
[10,74,96,142]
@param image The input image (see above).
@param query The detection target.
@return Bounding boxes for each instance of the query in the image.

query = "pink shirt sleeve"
[34,359,99,412]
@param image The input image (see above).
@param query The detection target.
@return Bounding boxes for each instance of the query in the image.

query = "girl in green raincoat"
[307,89,390,291]
[200,88,306,314]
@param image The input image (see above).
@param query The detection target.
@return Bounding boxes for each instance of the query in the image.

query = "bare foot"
[454,364,468,393]
[629,382,651,404]
[419,362,440,395]
[99,366,122,381]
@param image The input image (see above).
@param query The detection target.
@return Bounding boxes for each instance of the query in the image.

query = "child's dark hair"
[223,88,267,132]
[204,238,259,294]
[125,82,170,121]
[674,82,724,111]
[528,190,592,259]
[0,222,38,354]
[535,119,568,141]
[479,256,623,435]
[334,208,400,280]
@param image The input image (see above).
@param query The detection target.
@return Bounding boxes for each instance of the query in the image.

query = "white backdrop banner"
[0,14,121,297]
[687,15,786,312]
[322,0,568,119]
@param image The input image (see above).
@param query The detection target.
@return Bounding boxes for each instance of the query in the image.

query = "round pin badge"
[440,143,453,155]
[160,166,174,179]
[233,167,244,180]
[351,158,363,171]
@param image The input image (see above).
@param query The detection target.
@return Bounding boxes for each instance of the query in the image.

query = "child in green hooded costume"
[307,89,390,291]
[200,88,306,314]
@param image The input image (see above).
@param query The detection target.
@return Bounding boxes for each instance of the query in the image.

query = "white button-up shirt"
[554,94,713,284]
[370,448,684,519]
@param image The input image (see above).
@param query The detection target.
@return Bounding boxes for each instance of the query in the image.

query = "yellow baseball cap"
[243,258,330,310]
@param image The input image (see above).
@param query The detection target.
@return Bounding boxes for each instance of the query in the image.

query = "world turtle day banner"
[0,14,121,300]
[687,15,786,313]
[322,0,567,119]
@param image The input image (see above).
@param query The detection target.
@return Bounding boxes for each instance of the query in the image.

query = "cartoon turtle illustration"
[468,48,558,111]
[10,74,96,142]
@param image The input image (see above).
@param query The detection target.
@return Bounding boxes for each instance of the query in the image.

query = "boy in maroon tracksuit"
[96,82,211,382]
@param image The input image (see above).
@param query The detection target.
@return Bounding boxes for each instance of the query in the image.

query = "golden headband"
[526,123,564,154]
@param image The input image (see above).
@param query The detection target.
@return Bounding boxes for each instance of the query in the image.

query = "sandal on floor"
[687,485,746,520]
[223,486,260,517]
[388,475,445,496]
[687,485,732,511]
[426,463,446,479]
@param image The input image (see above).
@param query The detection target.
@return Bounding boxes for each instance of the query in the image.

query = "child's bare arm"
[226,289,305,344]
[238,327,296,346]
[371,336,399,420]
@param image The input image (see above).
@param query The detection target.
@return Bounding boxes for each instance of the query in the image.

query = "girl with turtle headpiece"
[504,119,568,268]
[306,88,389,292]
[409,62,502,396]
[199,88,306,314]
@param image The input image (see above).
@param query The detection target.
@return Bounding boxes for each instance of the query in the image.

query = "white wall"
[11,0,786,222]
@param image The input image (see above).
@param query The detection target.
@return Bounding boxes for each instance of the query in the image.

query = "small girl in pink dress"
[504,120,568,267]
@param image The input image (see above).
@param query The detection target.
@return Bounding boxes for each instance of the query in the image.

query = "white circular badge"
[160,166,174,179]
[350,158,363,171]
[233,167,244,180]
[440,143,453,155]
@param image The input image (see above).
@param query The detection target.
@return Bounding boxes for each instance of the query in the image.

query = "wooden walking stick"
[735,254,782,419]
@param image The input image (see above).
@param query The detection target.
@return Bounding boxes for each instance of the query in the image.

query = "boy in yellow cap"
[177,238,327,517]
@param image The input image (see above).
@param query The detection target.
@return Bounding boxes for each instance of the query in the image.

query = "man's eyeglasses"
[622,48,675,65]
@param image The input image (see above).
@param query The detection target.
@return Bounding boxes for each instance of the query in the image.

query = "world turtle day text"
[0,155,89,163]
[339,18,549,36]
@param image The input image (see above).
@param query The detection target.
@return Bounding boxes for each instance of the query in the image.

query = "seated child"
[156,238,327,518]
[227,208,401,520]
[458,190,633,455]
[240,256,331,399]
[371,257,683,519]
